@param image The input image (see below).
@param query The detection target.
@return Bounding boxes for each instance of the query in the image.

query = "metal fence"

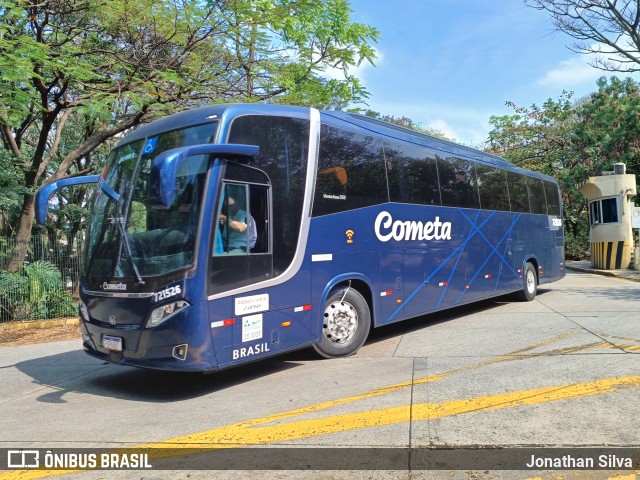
[0,234,83,323]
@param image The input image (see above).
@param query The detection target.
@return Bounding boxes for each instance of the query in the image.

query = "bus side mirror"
[35,175,101,225]
[149,143,259,209]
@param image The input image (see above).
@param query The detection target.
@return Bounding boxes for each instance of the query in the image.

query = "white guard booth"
[578,163,637,269]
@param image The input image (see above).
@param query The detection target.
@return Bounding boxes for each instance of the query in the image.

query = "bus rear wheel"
[313,287,371,359]
[515,261,537,301]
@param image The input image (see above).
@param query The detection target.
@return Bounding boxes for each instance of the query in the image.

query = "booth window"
[589,197,618,225]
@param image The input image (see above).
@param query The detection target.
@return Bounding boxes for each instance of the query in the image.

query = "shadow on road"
[13,349,305,404]
[363,291,551,349]
[12,290,552,403]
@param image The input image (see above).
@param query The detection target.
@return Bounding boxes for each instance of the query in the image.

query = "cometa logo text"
[374,211,452,242]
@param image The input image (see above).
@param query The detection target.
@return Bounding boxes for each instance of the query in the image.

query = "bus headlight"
[147,300,190,328]
[80,302,90,322]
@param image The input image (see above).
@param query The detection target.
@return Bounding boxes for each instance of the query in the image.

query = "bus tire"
[515,261,537,301]
[313,287,371,359]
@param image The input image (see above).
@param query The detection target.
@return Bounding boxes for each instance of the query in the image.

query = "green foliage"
[487,91,578,175]
[224,0,378,107]
[0,0,379,269]
[0,149,24,233]
[0,260,76,322]
[564,228,589,261]
[486,76,640,260]
[575,77,640,186]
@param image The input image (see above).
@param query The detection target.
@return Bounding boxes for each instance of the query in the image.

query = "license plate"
[102,335,123,351]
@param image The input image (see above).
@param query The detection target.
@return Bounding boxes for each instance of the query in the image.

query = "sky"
[341,0,637,146]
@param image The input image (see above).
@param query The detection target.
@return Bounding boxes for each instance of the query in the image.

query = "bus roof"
[115,103,557,184]
[116,104,310,147]
[320,110,557,183]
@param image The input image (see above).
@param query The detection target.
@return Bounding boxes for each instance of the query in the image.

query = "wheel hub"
[323,301,358,343]
[526,270,535,292]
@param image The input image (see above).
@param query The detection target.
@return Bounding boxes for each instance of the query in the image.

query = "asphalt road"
[1,270,639,480]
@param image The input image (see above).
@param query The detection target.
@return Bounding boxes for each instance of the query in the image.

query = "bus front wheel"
[515,261,538,301]
[313,287,371,359]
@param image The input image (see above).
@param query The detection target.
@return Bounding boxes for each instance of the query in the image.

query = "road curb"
[0,317,80,333]
[565,263,640,282]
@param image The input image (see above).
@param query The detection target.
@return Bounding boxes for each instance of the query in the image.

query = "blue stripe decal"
[435,210,486,309]
[384,210,529,324]
[457,209,521,279]
[385,210,493,323]
[494,214,521,292]
[454,213,523,305]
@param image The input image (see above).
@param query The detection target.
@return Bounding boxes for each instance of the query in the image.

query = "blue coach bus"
[36,104,564,371]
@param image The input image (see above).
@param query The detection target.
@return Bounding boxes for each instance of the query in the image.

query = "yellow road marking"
[148,375,640,446]
[3,331,638,479]
[3,375,639,480]
[601,334,640,343]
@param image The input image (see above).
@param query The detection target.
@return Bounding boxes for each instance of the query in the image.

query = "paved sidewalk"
[0,316,78,335]
[566,260,640,282]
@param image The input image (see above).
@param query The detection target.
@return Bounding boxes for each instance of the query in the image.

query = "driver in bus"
[219,196,257,253]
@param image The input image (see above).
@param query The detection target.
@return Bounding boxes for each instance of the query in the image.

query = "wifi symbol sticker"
[345,229,355,244]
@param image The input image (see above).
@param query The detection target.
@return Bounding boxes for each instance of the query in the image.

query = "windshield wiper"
[108,215,145,285]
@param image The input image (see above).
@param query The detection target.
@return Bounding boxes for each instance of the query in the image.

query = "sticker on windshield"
[143,137,158,154]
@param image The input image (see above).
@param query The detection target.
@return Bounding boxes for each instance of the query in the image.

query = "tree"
[526,0,640,72]
[487,92,590,257]
[486,77,640,259]
[0,148,23,235]
[574,76,640,179]
[0,0,378,271]
[227,0,377,109]
[487,91,579,174]
[0,0,230,271]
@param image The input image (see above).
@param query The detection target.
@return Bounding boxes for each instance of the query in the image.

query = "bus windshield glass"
[83,122,218,280]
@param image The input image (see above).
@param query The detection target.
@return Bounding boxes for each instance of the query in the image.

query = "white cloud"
[533,40,640,90]
[363,100,493,146]
[536,55,603,89]
[426,119,456,138]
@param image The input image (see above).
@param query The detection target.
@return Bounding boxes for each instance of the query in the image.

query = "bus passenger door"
[208,164,273,296]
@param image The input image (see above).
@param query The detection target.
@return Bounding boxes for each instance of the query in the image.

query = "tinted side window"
[602,198,618,223]
[228,115,309,275]
[438,157,480,209]
[386,142,441,206]
[476,165,510,211]
[544,180,561,216]
[527,178,548,214]
[313,124,386,216]
[589,200,601,225]
[506,172,530,213]
[589,197,619,224]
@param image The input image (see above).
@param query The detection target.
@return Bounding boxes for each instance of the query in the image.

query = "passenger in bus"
[219,196,257,253]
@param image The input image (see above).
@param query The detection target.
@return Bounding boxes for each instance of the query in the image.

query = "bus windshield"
[83,122,218,280]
